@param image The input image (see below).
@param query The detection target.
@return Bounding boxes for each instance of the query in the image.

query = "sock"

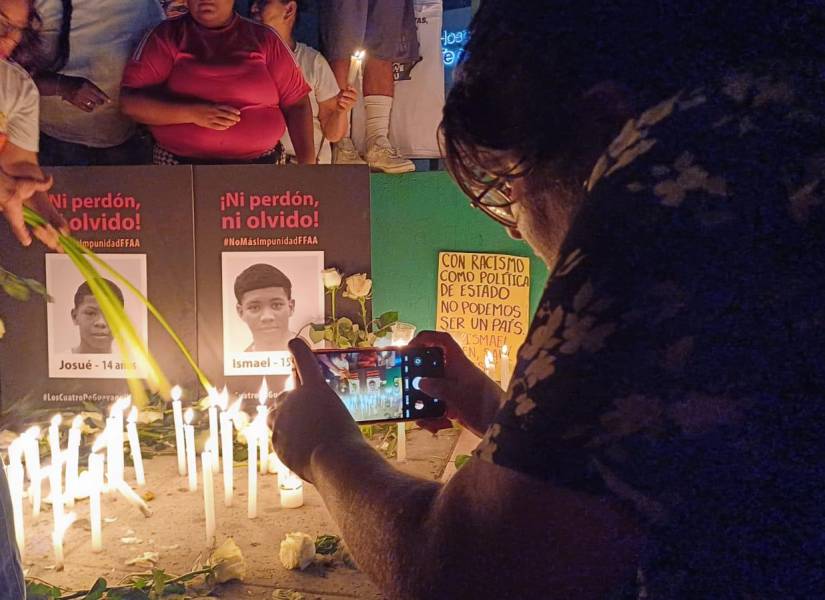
[364,95,393,147]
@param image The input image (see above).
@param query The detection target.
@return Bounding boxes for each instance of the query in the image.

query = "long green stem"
[59,241,154,407]
[23,206,210,401]
[330,287,339,347]
[60,234,210,391]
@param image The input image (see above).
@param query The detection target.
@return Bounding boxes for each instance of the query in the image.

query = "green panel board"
[370,171,549,331]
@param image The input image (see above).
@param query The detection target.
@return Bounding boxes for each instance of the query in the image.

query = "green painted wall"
[370,171,548,331]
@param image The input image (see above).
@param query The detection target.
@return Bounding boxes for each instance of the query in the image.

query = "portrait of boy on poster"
[222,251,324,376]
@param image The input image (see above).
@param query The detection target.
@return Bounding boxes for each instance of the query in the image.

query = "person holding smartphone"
[271,1,824,598]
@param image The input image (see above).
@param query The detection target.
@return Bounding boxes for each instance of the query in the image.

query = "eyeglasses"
[467,177,517,227]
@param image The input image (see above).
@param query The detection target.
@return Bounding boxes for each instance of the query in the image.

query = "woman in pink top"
[120,0,314,165]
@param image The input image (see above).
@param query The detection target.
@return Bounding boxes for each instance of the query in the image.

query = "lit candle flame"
[484,350,494,369]
[257,378,268,406]
[184,408,194,425]
[227,399,242,417]
[25,425,42,439]
[352,49,366,61]
[501,344,509,357]
[219,386,229,411]
[171,385,182,402]
[50,414,62,428]
[127,406,138,424]
[71,415,83,429]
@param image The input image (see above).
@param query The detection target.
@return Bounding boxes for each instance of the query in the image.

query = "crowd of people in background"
[1,0,423,170]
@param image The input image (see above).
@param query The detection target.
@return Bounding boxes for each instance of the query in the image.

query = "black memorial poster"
[0,166,197,417]
[194,165,371,400]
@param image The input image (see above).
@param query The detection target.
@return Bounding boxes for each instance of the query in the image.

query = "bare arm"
[119,88,240,129]
[34,73,110,112]
[317,86,357,145]
[309,437,642,599]
[282,95,315,164]
[273,340,644,600]
[0,143,66,249]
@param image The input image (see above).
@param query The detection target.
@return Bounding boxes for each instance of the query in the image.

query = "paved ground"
[20,427,462,599]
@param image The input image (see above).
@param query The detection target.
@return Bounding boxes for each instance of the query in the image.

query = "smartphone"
[313,346,446,423]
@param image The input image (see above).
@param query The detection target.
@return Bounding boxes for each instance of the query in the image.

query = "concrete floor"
[20,427,461,599]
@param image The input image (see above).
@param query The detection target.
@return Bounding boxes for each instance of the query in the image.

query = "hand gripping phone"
[312,346,446,423]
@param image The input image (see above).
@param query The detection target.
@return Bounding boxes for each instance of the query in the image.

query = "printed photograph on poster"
[222,251,324,376]
[46,254,149,379]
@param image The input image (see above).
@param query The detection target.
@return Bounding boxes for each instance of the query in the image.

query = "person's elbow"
[118,88,141,120]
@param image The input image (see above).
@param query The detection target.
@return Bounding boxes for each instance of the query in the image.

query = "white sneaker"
[365,137,415,174]
[332,138,367,165]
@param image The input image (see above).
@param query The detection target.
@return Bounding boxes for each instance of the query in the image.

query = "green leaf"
[151,569,168,594]
[337,338,352,349]
[315,534,341,555]
[455,454,472,470]
[3,278,30,301]
[24,277,48,296]
[25,582,61,600]
[377,311,399,328]
[82,577,107,600]
[308,326,326,344]
[337,317,354,332]
[131,575,151,590]
[323,328,335,342]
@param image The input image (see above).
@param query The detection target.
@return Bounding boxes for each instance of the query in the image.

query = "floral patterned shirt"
[474,68,825,599]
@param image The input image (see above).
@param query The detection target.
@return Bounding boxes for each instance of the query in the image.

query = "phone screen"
[313,346,445,423]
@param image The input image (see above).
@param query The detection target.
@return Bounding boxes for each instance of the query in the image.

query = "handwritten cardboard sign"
[436,251,530,371]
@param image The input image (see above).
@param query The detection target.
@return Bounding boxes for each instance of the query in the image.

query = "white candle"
[396,422,407,462]
[207,387,220,474]
[48,414,62,465]
[247,424,257,519]
[7,439,25,556]
[23,426,42,517]
[171,385,186,476]
[88,452,103,552]
[220,399,239,507]
[500,344,511,391]
[49,459,67,569]
[201,444,216,544]
[347,49,366,86]
[106,398,129,487]
[126,407,145,487]
[268,451,287,478]
[65,416,82,507]
[257,379,269,475]
[484,350,496,381]
[51,510,76,572]
[279,471,303,509]
[184,408,197,492]
[115,480,152,517]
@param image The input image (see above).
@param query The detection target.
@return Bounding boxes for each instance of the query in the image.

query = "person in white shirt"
[251,0,356,164]
[1,2,67,595]
[0,0,65,248]
[32,0,164,166]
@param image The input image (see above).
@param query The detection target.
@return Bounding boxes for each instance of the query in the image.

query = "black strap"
[51,0,73,72]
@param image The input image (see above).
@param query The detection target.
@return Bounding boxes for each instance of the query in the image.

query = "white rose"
[342,273,372,299]
[279,532,315,570]
[321,268,342,289]
[210,538,247,583]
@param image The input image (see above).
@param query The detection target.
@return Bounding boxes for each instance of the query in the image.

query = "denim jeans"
[0,465,24,600]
